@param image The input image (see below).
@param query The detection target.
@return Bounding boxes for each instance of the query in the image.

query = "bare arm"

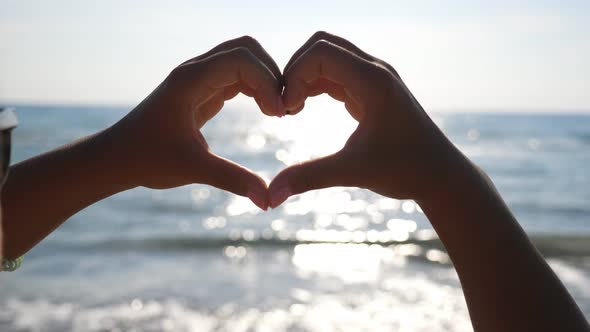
[269,31,589,331]
[2,36,283,259]
[418,145,589,331]
[2,127,136,258]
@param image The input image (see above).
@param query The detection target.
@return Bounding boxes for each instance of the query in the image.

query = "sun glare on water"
[263,95,358,165]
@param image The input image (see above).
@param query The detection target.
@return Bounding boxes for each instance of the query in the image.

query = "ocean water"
[1,103,589,331]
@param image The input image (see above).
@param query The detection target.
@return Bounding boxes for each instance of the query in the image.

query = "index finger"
[284,31,400,79]
[176,47,283,116]
[282,40,391,113]
[183,35,283,84]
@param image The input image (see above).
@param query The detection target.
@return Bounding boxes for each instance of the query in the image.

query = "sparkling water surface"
[1,103,589,331]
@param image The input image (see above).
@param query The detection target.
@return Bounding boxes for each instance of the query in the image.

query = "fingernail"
[269,186,292,209]
[248,190,268,211]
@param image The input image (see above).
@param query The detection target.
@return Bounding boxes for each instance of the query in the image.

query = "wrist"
[106,104,165,189]
[398,108,481,205]
[414,139,483,209]
[84,124,140,192]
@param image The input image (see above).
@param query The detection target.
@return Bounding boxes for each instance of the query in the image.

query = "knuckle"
[216,46,253,67]
[310,39,334,56]
[169,65,184,78]
[366,64,398,103]
[312,30,331,40]
[376,60,400,78]
[229,46,253,59]
[369,63,394,83]
[168,64,190,82]
[236,35,261,48]
[169,62,208,87]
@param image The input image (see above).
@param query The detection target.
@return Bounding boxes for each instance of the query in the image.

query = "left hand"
[108,36,284,209]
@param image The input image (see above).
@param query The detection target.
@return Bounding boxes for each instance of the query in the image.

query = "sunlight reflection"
[289,303,306,316]
[202,217,226,230]
[392,244,423,257]
[242,229,257,241]
[226,196,261,216]
[365,205,385,225]
[224,245,247,259]
[130,299,143,311]
[292,244,389,283]
[366,230,380,243]
[386,219,418,242]
[288,228,433,245]
[271,219,286,231]
[246,133,266,150]
[291,288,312,303]
[284,188,367,216]
[386,219,417,233]
[334,214,368,231]
[262,97,357,165]
[414,229,438,241]
[377,198,401,211]
[314,214,333,228]
[401,201,416,214]
[426,249,450,264]
[191,188,211,202]
[277,230,293,241]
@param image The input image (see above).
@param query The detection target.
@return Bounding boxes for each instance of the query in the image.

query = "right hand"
[269,31,468,207]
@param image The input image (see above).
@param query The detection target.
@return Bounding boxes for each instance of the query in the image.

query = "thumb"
[201,153,269,210]
[268,151,355,209]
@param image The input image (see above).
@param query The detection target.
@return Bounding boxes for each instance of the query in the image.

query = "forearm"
[417,147,589,331]
[1,125,136,258]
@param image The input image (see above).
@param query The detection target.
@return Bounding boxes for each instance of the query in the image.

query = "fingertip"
[254,95,276,117]
[269,183,292,209]
[248,189,269,211]
[268,167,298,208]
[282,91,299,111]
[203,153,270,210]
[286,102,304,116]
[282,79,306,111]
[257,89,285,117]
[248,175,270,210]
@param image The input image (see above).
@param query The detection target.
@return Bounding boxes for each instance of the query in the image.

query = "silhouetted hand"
[113,36,284,209]
[269,31,461,207]
[2,36,286,258]
[267,33,590,332]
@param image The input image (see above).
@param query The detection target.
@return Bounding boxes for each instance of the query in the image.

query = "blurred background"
[1,1,589,331]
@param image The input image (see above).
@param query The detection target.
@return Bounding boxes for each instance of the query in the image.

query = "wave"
[0,293,474,332]
[55,232,590,259]
[511,202,590,217]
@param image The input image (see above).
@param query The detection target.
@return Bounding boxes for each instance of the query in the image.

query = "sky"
[1,0,589,112]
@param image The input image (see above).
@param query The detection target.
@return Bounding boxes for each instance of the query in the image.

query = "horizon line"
[1,100,589,115]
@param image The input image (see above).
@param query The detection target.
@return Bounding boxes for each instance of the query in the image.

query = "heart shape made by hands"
[170,32,433,213]
[207,95,356,211]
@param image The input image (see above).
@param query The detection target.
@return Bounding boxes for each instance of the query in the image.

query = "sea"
[1,102,589,331]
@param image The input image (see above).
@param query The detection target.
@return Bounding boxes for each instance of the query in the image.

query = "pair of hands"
[112,32,462,210]
[6,33,588,329]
